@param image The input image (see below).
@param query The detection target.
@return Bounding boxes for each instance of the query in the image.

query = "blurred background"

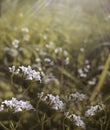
[0,0,110,99]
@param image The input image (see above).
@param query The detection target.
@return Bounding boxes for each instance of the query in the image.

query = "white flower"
[78,68,83,74]
[9,66,16,73]
[0,105,4,111]
[69,92,88,101]
[65,112,85,129]
[12,39,20,48]
[0,98,34,112]
[78,68,87,78]
[71,114,85,129]
[80,48,85,52]
[80,73,87,78]
[88,78,96,85]
[63,50,68,56]
[9,65,41,82]
[44,58,51,63]
[86,65,90,69]
[35,58,41,62]
[38,93,65,111]
[64,57,69,65]
[37,92,44,99]
[54,47,62,54]
[85,104,105,117]
[21,27,29,33]
[85,60,89,64]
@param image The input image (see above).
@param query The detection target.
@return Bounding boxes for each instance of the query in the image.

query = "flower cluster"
[38,92,65,110]
[88,78,97,85]
[78,59,91,78]
[69,92,88,101]
[9,65,41,81]
[65,112,85,129]
[54,47,70,65]
[12,39,20,48]
[85,104,105,117]
[0,98,34,113]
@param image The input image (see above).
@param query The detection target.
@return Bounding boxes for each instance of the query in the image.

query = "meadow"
[0,0,110,130]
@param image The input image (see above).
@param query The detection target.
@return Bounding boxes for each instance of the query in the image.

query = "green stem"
[90,54,110,103]
[0,121,10,130]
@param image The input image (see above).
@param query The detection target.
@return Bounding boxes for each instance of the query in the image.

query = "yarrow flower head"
[85,104,105,117]
[38,93,65,111]
[9,65,41,82]
[0,98,34,113]
[65,112,85,129]
[69,92,88,101]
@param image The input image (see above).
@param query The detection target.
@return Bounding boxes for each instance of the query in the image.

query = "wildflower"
[38,93,65,111]
[63,50,68,56]
[80,48,85,52]
[9,66,41,82]
[9,66,15,73]
[37,92,44,99]
[65,112,85,129]
[35,58,41,62]
[12,39,20,48]
[80,73,87,78]
[64,57,69,65]
[69,92,88,101]
[21,27,29,33]
[85,59,89,64]
[71,114,85,128]
[19,66,41,81]
[85,104,105,117]
[86,64,90,69]
[54,47,62,54]
[88,78,96,85]
[0,98,34,113]
[0,105,4,111]
[44,58,51,63]
[78,68,87,78]
[78,68,83,74]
